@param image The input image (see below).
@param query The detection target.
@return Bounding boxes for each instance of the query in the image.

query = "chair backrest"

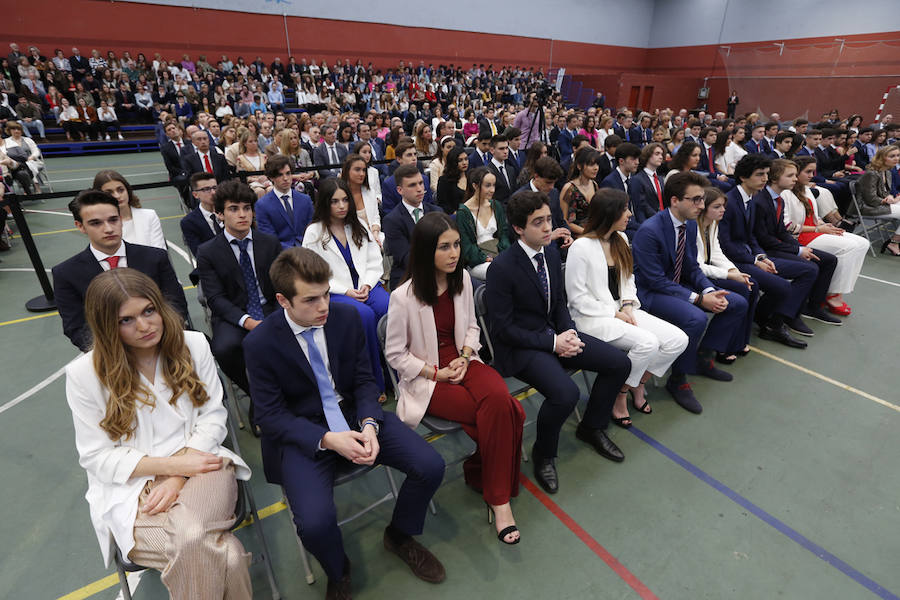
[376,314,401,394]
[472,284,495,361]
[848,179,862,217]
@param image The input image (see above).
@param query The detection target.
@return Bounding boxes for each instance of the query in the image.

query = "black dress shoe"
[786,317,815,337]
[665,379,703,414]
[759,323,808,348]
[575,424,624,462]
[697,358,734,381]
[530,445,559,493]
[326,557,352,600]
[801,307,842,325]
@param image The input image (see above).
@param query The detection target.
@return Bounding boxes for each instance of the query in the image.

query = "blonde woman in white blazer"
[565,188,688,425]
[65,269,251,599]
[93,170,167,250]
[384,212,524,544]
[302,178,390,395]
[343,147,384,243]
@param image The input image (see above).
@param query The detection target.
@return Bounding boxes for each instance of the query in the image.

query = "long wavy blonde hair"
[84,269,209,441]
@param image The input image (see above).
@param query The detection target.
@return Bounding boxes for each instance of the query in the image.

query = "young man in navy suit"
[504,126,526,170]
[53,190,188,351]
[596,134,622,182]
[467,131,493,169]
[556,114,579,168]
[744,124,769,154]
[600,142,642,240]
[196,179,281,395]
[485,191,631,494]
[514,156,572,250]
[485,134,519,205]
[244,248,445,599]
[383,164,443,289]
[719,154,815,349]
[628,113,653,147]
[255,155,314,249]
[180,172,221,258]
[630,142,667,221]
[381,140,434,213]
[632,172,748,414]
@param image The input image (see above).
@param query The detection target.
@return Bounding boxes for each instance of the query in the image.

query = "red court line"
[522,476,660,600]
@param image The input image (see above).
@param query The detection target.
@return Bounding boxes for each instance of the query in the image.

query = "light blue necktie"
[300,329,350,432]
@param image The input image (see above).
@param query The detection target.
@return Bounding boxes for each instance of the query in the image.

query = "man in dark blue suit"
[485,191,631,494]
[504,126,527,170]
[632,172,747,413]
[556,114,578,169]
[697,127,734,191]
[719,154,814,349]
[381,140,434,213]
[383,164,443,288]
[485,134,519,205]
[628,113,653,147]
[53,190,188,351]
[255,155,314,249]
[796,129,852,212]
[180,172,221,258]
[197,180,281,394]
[515,156,572,250]
[357,122,387,176]
[631,142,667,221]
[244,248,445,598]
[599,142,642,240]
[854,128,873,170]
[744,124,769,154]
[467,131,493,169]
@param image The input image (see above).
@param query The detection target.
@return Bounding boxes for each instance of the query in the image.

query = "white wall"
[117,0,656,47]
[648,0,900,47]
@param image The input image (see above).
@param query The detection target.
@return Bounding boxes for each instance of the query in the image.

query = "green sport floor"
[1,152,898,600]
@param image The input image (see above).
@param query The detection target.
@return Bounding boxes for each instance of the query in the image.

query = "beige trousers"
[129,462,252,600]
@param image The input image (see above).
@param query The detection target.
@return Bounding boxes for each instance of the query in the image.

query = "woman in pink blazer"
[385,212,525,545]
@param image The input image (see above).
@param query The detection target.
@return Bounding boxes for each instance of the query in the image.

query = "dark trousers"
[513,333,630,459]
[735,258,816,322]
[710,277,760,352]
[771,249,837,306]
[642,290,747,375]
[280,413,445,582]
[210,320,249,394]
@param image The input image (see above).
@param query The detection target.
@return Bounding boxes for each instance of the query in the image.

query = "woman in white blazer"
[65,269,251,599]
[342,149,384,243]
[565,188,688,426]
[93,170,166,250]
[781,157,869,315]
[696,187,759,363]
[384,212,524,544]
[302,178,389,395]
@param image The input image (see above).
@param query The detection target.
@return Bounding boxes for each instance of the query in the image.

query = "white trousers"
[807,232,870,294]
[605,309,690,387]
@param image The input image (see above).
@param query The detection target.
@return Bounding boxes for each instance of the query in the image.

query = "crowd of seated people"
[26,42,899,600]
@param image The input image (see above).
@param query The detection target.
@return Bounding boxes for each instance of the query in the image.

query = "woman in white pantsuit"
[565,188,688,427]
[782,157,869,315]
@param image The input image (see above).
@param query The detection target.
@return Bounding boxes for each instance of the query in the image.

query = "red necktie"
[653,173,663,210]
[176,141,182,151]
[106,256,120,269]
[708,148,716,174]
[776,196,784,221]
[203,154,213,174]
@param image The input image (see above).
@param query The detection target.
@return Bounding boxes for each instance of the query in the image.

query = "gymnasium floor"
[1,153,898,600]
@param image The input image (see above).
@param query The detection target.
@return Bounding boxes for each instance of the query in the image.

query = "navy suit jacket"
[628,126,652,147]
[485,242,575,376]
[599,170,641,239]
[698,142,716,173]
[195,230,281,328]
[632,209,714,308]
[383,201,443,288]
[255,188,314,249]
[467,149,492,169]
[486,159,519,204]
[813,146,843,178]
[180,207,219,258]
[853,141,870,169]
[557,128,576,161]
[753,191,800,257]
[744,139,769,155]
[381,171,433,213]
[243,303,383,484]
[719,187,765,264]
[182,151,230,182]
[630,170,663,221]
[508,149,526,170]
[52,243,189,351]
[160,140,186,180]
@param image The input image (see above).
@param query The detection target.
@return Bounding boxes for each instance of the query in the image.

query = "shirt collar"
[616,166,629,182]
[737,185,753,205]
[517,238,544,260]
[89,241,125,262]
[224,229,252,244]
[199,204,216,221]
[765,185,780,200]
[283,308,322,336]
[643,167,658,177]
[529,180,539,192]
[490,157,505,169]
[402,200,423,219]
[667,208,686,228]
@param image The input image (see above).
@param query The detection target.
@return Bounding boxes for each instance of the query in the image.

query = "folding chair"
[112,382,282,599]
[849,179,897,257]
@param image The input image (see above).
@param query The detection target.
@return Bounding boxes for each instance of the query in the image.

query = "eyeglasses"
[682,195,705,205]
[195,185,217,193]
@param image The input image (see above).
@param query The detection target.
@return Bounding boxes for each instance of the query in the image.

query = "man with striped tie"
[632,172,748,414]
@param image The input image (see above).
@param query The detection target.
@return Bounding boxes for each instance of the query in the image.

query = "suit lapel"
[512,243,545,301]
[660,212,676,267]
[275,311,317,385]
[218,234,246,293]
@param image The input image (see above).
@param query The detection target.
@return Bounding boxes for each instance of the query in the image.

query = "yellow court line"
[48,162,162,174]
[748,346,900,413]
[12,214,186,239]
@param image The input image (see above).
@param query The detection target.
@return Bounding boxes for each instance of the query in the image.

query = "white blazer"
[781,187,820,236]
[121,207,166,250]
[360,167,383,240]
[565,234,640,342]
[65,331,250,567]
[384,271,482,428]
[302,221,383,294]
[696,220,737,280]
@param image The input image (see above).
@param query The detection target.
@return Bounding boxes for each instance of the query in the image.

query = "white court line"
[49,171,167,183]
[166,239,195,268]
[859,274,900,288]
[0,268,51,272]
[23,209,71,217]
[0,357,78,415]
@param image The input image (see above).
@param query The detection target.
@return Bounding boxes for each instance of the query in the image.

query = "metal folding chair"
[848,179,897,257]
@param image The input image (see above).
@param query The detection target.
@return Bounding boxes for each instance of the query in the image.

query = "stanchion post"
[7,193,57,312]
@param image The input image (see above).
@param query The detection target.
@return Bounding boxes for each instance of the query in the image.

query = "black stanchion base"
[26,295,57,312]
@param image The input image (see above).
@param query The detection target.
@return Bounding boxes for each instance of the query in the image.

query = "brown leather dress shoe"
[383,530,446,583]
[325,558,352,600]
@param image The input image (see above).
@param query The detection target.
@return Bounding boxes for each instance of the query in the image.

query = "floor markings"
[859,274,900,288]
[629,426,900,600]
[23,209,72,217]
[0,312,59,327]
[47,163,162,174]
[11,214,185,239]
[51,171,167,184]
[166,239,195,267]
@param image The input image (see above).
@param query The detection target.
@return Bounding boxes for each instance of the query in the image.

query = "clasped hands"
[554,329,584,357]
[323,423,380,466]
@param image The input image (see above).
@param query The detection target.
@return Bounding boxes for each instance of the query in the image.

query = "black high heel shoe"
[486,503,520,545]
[881,240,900,256]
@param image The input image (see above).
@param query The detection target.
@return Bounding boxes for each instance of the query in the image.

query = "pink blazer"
[384,271,482,427]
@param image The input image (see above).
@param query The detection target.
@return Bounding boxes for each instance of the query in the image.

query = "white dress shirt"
[89,242,128,270]
[516,239,556,349]
[666,209,713,302]
[223,229,266,326]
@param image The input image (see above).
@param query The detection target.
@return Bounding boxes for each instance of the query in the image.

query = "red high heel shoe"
[825,297,851,316]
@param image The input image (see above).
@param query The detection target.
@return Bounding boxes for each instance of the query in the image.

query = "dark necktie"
[209,213,221,234]
[232,238,264,320]
[281,194,294,222]
[299,329,351,432]
[534,252,549,310]
[673,224,686,284]
[498,164,509,188]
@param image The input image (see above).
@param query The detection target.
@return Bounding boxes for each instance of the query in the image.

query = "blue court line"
[629,426,899,600]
